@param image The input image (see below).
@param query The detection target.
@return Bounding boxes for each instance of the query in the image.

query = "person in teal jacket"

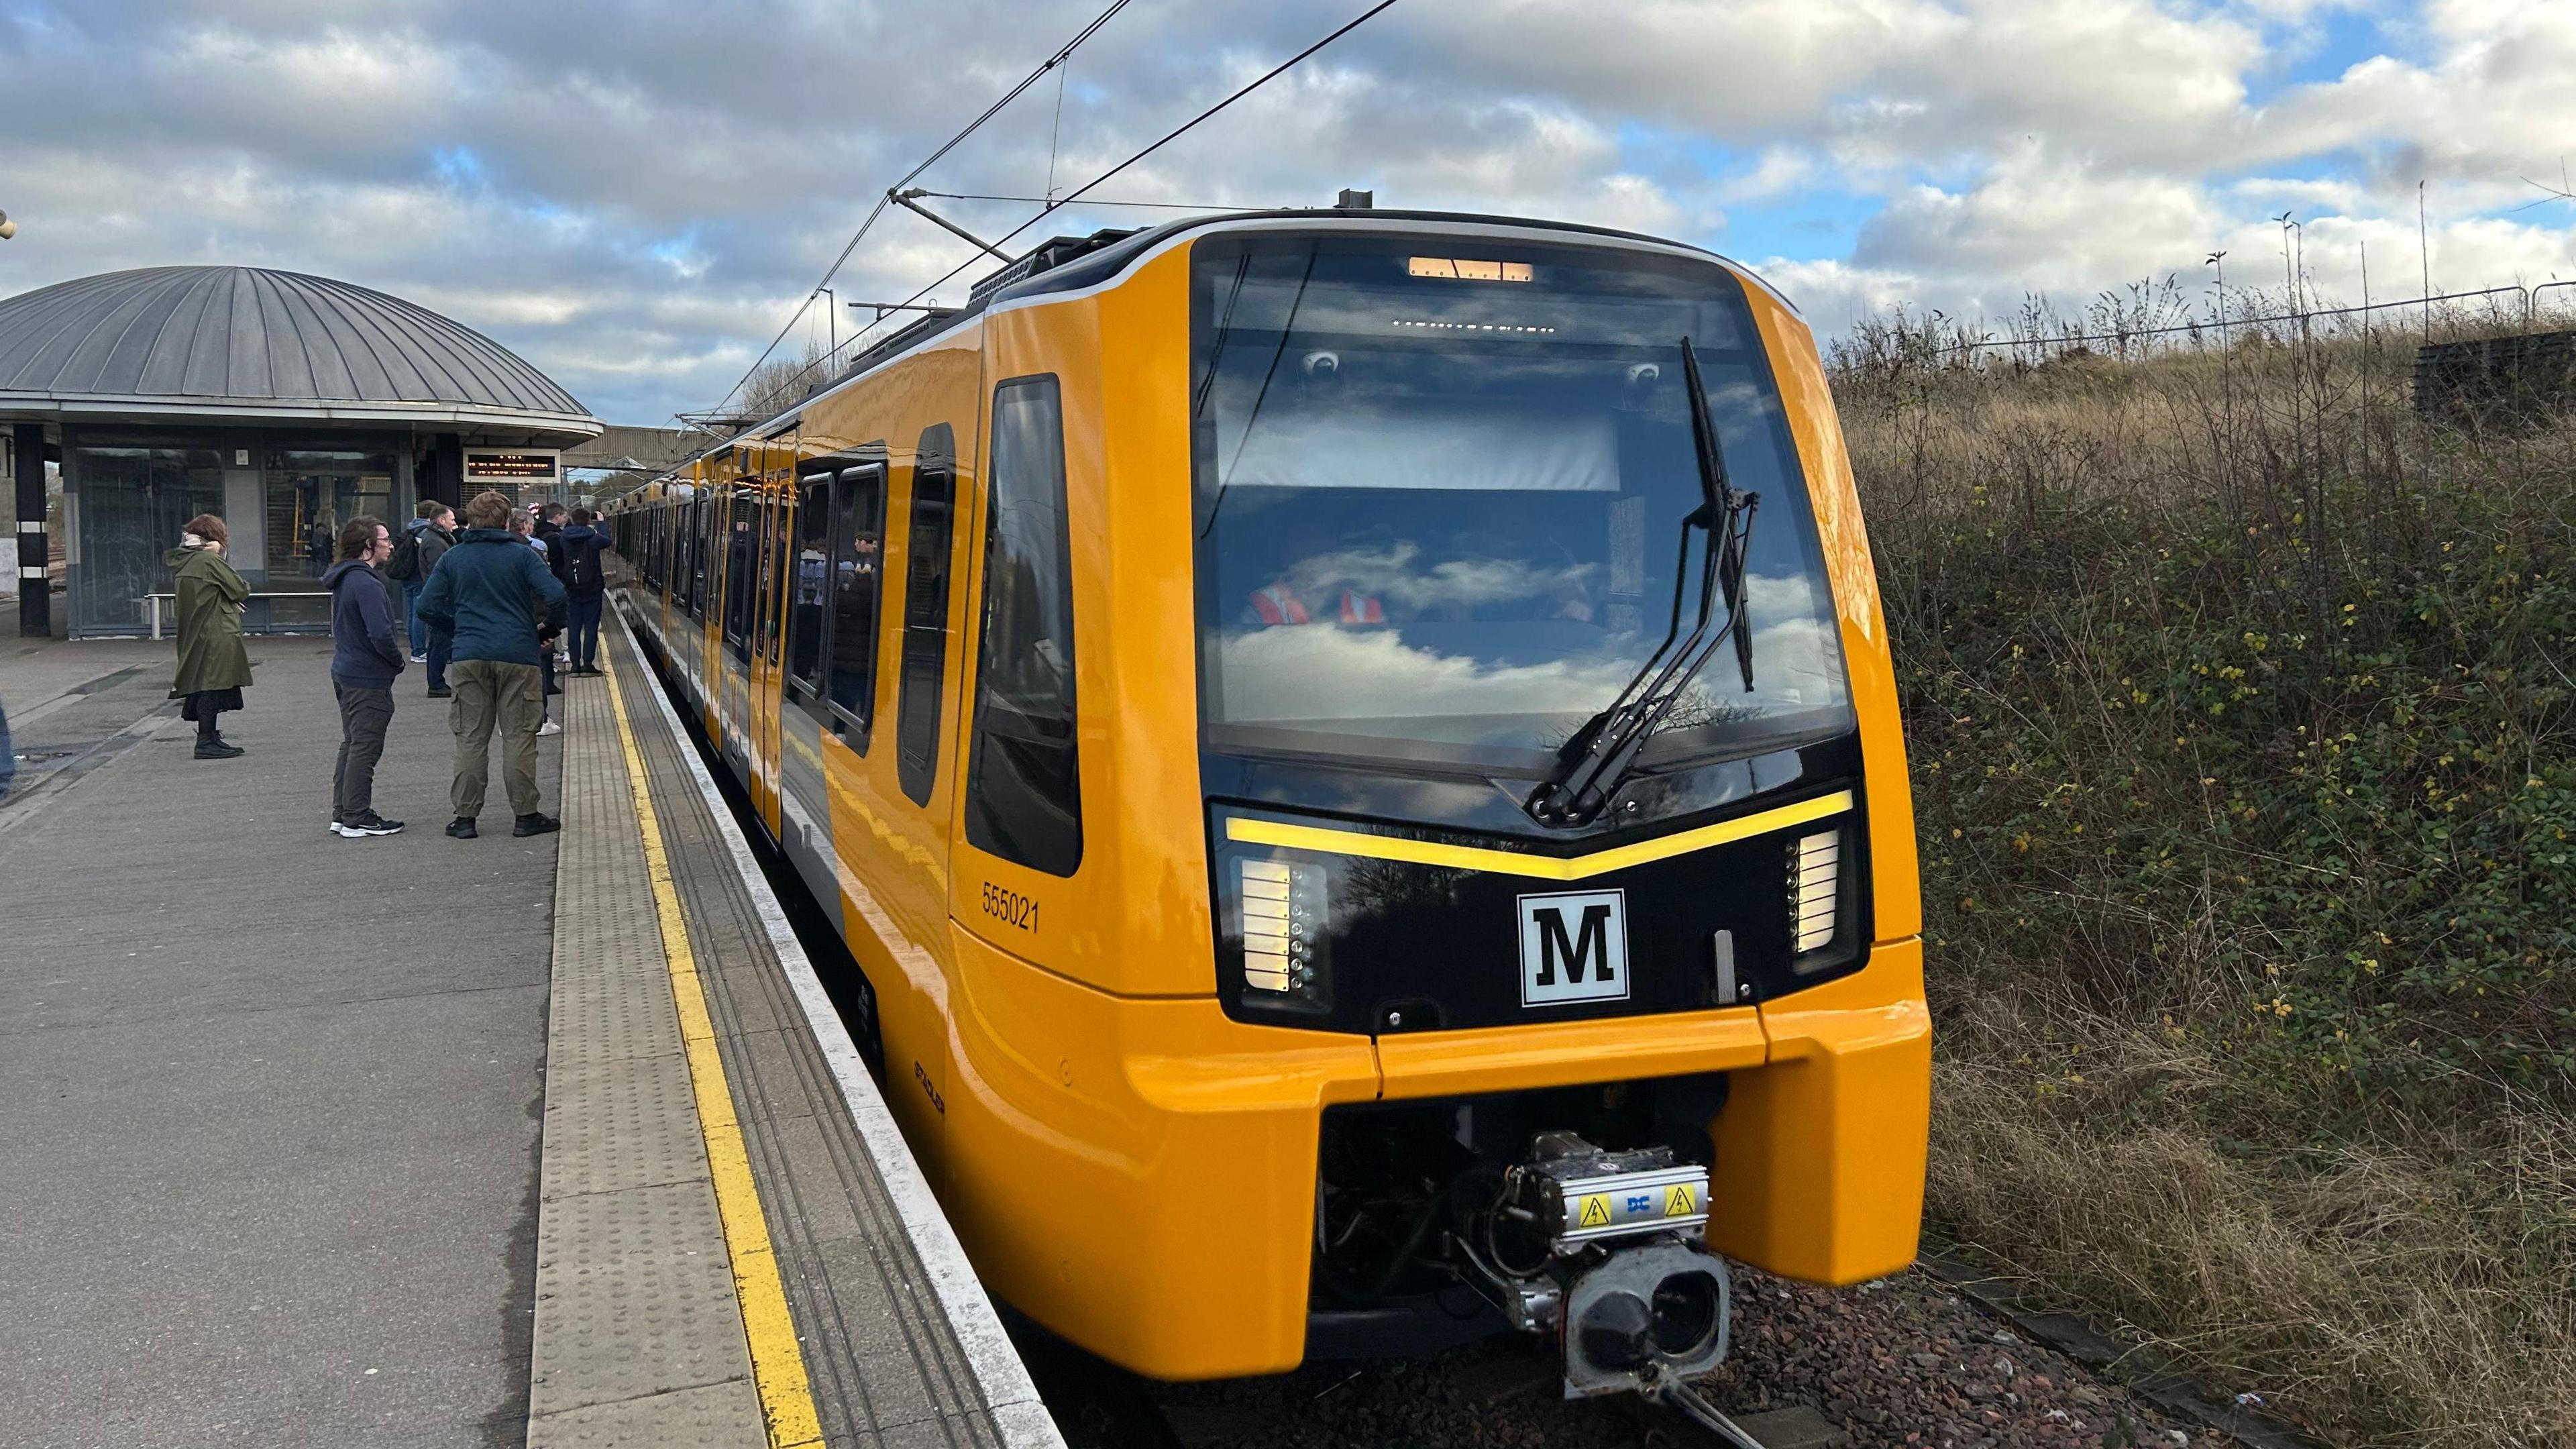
[414,490,567,839]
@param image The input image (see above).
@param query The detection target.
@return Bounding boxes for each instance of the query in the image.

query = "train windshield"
[1189,232,1854,776]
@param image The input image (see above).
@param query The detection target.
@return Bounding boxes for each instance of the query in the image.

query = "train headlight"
[1236,857,1331,1008]
[1789,828,1841,957]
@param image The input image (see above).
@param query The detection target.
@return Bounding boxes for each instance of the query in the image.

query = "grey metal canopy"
[0,265,599,439]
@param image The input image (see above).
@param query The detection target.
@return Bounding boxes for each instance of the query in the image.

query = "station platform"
[0,623,1063,1449]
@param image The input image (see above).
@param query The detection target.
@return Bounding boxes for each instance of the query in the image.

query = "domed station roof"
[0,265,598,441]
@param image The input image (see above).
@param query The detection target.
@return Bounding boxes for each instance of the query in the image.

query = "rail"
[1929,284,2540,362]
[136,590,328,641]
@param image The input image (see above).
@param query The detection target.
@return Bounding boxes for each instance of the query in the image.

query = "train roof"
[659,209,1793,484]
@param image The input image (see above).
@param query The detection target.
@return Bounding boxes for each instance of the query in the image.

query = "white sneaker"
[409,652,427,663]
[538,718,562,737]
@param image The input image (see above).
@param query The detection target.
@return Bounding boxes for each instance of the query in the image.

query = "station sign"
[463,449,561,483]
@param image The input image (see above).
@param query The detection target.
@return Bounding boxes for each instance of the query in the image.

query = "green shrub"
[1835,312,2576,1444]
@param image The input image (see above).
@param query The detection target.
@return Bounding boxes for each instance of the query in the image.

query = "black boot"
[195,735,244,760]
[445,817,478,839]
[512,812,561,837]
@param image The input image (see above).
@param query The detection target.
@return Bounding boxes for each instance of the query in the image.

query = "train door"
[749,472,788,833]
[775,457,840,902]
[684,490,710,700]
[719,478,756,768]
[946,368,1085,978]
[870,386,979,1175]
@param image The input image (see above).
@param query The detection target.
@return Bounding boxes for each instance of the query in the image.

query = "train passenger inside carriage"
[1192,233,1857,775]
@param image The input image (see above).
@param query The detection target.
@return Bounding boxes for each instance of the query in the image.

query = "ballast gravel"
[1132,1265,2229,1449]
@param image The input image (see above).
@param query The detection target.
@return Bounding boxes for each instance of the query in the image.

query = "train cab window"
[965,376,1081,875]
[1188,233,1854,777]
[787,468,834,702]
[827,460,887,739]
[894,425,957,806]
[724,492,754,662]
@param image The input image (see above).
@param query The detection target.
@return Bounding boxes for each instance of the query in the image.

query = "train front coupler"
[1453,1131,1761,1442]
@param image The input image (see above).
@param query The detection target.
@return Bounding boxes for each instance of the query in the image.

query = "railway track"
[1023,1265,2238,1449]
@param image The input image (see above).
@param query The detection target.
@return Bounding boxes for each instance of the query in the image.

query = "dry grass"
[1927,994,2576,1445]
[1834,297,2576,1446]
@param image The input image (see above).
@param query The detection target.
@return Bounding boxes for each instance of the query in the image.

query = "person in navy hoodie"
[321,516,408,837]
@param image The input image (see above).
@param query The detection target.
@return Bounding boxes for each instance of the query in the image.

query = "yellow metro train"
[607,207,1928,1407]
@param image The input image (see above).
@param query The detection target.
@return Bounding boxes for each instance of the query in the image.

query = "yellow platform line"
[602,651,824,1449]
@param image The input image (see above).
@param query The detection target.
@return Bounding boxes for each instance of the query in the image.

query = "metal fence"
[1918,282,2568,368]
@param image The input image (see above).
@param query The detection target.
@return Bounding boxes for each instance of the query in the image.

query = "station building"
[0,265,601,637]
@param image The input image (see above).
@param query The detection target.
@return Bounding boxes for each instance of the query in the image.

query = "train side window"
[688,497,708,617]
[827,461,887,741]
[753,494,778,663]
[767,493,790,665]
[894,425,957,806]
[725,492,754,662]
[787,469,833,702]
[965,375,1081,875]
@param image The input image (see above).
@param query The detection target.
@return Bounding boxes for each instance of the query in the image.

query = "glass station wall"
[65,427,413,637]
[68,437,225,636]
[264,445,396,585]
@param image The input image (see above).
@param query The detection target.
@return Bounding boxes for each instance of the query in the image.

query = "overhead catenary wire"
[910,190,1265,211]
[802,0,1405,396]
[705,0,1141,419]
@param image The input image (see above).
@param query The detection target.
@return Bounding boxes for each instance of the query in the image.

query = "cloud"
[0,1,2568,424]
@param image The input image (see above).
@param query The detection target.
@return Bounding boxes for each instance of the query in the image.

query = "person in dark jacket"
[557,508,608,675]
[395,500,458,685]
[168,513,254,759]
[322,517,407,837]
[535,502,569,582]
[415,491,568,839]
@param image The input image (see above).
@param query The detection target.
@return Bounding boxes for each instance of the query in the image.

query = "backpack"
[385,528,423,583]
[565,535,605,594]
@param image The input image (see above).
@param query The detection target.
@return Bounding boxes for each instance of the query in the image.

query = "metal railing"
[1926,284,2547,364]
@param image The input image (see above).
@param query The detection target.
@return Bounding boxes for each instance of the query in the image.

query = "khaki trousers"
[447,659,544,819]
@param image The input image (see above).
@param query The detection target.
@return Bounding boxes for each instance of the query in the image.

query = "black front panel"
[1210,786,1869,1035]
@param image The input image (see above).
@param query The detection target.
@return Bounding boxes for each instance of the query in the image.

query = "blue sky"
[1,0,2571,424]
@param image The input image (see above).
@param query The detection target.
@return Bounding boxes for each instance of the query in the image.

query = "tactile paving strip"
[545,964,687,1070]
[529,1379,769,1449]
[527,663,766,1447]
[616,627,1009,1449]
[538,1053,713,1197]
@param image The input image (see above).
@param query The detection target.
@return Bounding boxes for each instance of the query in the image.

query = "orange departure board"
[464,451,560,481]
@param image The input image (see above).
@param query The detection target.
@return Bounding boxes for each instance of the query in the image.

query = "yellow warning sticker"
[1665,1184,1697,1217]
[1577,1194,1613,1228]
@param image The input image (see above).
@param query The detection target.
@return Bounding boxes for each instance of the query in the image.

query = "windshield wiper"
[1525,337,1759,827]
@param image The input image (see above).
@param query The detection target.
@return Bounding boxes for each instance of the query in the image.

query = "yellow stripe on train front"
[1225,790,1854,881]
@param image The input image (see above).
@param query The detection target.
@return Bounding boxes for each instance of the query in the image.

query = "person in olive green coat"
[170,513,254,759]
